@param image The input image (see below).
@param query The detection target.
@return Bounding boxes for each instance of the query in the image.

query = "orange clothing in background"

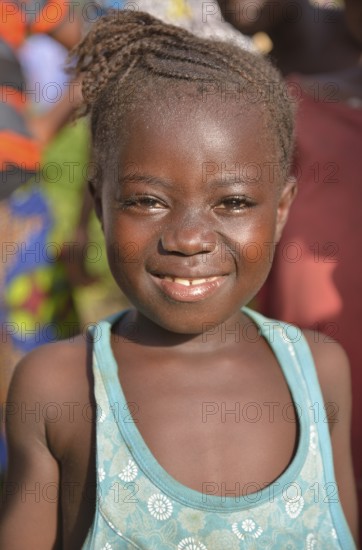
[0,0,70,197]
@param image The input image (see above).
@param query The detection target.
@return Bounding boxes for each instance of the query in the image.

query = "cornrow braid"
[70,10,295,185]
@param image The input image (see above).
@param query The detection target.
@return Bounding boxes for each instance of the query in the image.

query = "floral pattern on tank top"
[82,309,356,549]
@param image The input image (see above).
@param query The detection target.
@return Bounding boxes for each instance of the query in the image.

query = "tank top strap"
[243,306,315,415]
[87,310,131,423]
[87,310,129,371]
[243,307,355,549]
[244,306,330,427]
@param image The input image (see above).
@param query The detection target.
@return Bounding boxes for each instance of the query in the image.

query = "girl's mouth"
[158,275,219,286]
[150,273,227,302]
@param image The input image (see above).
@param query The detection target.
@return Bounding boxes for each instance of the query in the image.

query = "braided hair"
[70,10,295,188]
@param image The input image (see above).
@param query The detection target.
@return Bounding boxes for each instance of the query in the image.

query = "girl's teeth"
[175,278,192,286]
[163,276,218,286]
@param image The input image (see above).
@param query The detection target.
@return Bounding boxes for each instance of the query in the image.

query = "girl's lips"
[150,273,228,302]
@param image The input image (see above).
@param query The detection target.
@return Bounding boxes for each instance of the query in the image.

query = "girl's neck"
[114,308,253,353]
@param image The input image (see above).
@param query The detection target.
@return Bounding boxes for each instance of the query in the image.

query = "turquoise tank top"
[82,307,356,549]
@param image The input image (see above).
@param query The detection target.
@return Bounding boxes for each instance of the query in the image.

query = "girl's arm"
[0,353,61,548]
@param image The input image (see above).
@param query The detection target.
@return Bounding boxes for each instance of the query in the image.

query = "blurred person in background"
[218,0,362,532]
[0,0,82,474]
[217,0,357,74]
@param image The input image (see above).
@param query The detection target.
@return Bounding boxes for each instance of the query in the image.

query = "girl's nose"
[160,214,218,256]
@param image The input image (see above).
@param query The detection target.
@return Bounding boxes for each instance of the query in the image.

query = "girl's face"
[96,95,295,334]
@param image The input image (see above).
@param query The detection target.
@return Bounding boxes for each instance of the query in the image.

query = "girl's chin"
[131,306,246,339]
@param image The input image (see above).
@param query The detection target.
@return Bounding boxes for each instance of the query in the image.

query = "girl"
[0,10,358,549]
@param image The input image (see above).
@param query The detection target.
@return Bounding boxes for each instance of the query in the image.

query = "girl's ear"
[88,179,103,228]
[275,176,297,243]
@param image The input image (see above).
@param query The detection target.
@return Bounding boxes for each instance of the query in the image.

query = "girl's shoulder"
[6,335,94,457]
[300,329,352,429]
[8,335,90,403]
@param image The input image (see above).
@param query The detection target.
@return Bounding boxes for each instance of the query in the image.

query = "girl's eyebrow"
[119,173,173,188]
[119,173,257,191]
[208,178,256,189]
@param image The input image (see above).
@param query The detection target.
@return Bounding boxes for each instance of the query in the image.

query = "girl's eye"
[216,197,254,212]
[121,196,166,210]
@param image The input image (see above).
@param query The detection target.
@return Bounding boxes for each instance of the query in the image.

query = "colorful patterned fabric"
[81,308,355,549]
[99,0,253,51]
[0,0,75,476]
[2,185,79,353]
[0,0,77,349]
[0,41,39,199]
[0,0,71,198]
[133,0,253,50]
[0,0,71,49]
[0,186,80,400]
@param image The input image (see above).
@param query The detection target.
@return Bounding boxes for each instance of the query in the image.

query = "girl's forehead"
[123,84,261,131]
[112,94,284,193]
[119,92,278,163]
